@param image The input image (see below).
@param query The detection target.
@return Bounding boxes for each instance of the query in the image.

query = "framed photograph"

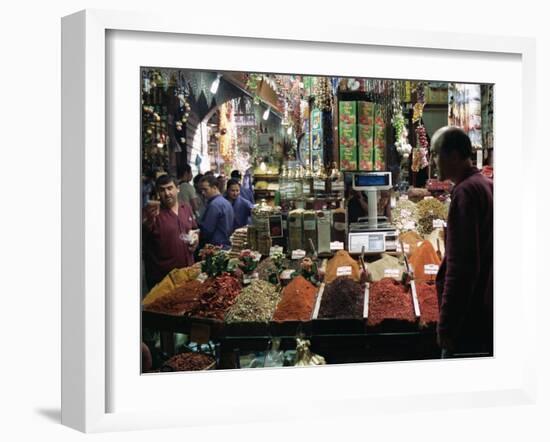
[62,9,537,433]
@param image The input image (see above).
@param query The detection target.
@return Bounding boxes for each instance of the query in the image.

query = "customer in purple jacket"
[197,175,234,249]
[431,126,493,358]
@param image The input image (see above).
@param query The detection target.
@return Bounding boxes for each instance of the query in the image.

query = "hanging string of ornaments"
[411,82,430,173]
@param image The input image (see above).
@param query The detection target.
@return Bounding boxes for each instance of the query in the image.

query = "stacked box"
[357,101,375,171]
[339,101,357,125]
[373,104,386,171]
[357,101,374,126]
[339,124,357,170]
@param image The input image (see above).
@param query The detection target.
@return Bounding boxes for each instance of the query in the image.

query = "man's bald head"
[432,126,473,181]
[431,126,473,159]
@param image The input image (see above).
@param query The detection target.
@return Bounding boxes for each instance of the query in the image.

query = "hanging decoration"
[411,82,429,172]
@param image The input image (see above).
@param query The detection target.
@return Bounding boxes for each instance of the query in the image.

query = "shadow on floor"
[35,408,61,423]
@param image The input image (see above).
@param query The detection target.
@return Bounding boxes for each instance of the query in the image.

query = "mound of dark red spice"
[162,352,215,371]
[188,274,242,320]
[415,281,439,326]
[367,278,415,326]
[318,277,364,319]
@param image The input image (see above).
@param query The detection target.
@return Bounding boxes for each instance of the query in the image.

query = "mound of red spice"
[415,281,439,326]
[272,275,317,322]
[367,278,415,326]
[188,274,242,320]
[319,277,364,319]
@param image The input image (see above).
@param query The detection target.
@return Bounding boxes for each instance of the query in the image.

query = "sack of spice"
[416,198,448,235]
[143,279,207,315]
[397,230,423,257]
[409,240,441,283]
[318,277,364,319]
[367,253,406,282]
[225,280,280,323]
[367,278,416,327]
[325,250,360,284]
[415,281,439,327]
[142,265,201,307]
[272,275,318,322]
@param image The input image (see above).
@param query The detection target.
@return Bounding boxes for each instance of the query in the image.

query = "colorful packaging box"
[357,101,374,126]
[358,124,374,170]
[339,124,357,170]
[339,101,357,125]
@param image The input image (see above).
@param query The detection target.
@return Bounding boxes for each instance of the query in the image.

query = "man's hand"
[143,201,160,227]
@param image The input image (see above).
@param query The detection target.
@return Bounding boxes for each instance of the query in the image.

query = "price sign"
[404,221,416,230]
[330,241,344,251]
[291,249,306,260]
[433,219,446,228]
[400,195,409,201]
[384,268,401,278]
[280,269,295,280]
[424,264,439,275]
[336,266,352,276]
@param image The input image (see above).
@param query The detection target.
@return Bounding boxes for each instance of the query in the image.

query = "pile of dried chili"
[415,281,439,326]
[272,275,317,322]
[318,277,364,319]
[367,278,415,326]
[189,274,242,320]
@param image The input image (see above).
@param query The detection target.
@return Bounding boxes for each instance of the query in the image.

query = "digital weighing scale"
[347,171,398,254]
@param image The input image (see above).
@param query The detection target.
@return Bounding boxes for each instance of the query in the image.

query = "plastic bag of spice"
[325,250,360,284]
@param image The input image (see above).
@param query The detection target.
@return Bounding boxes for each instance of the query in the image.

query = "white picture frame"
[62,9,537,433]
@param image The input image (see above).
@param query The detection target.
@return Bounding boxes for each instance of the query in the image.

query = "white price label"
[432,219,446,228]
[291,249,306,259]
[424,264,439,275]
[280,269,295,279]
[384,268,401,278]
[336,266,352,276]
[197,273,208,283]
[425,196,434,200]
[330,241,344,251]
[400,195,409,200]
[404,221,416,230]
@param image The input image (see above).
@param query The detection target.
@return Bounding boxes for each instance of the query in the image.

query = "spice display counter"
[142,309,439,366]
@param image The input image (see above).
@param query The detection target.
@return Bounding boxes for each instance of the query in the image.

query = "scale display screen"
[353,172,391,189]
[348,232,386,253]
[367,234,385,252]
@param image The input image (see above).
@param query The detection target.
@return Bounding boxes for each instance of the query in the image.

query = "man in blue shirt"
[197,175,234,249]
[230,170,255,203]
[226,179,255,229]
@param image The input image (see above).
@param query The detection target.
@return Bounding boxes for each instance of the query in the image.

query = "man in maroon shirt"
[432,127,493,358]
[142,174,198,290]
